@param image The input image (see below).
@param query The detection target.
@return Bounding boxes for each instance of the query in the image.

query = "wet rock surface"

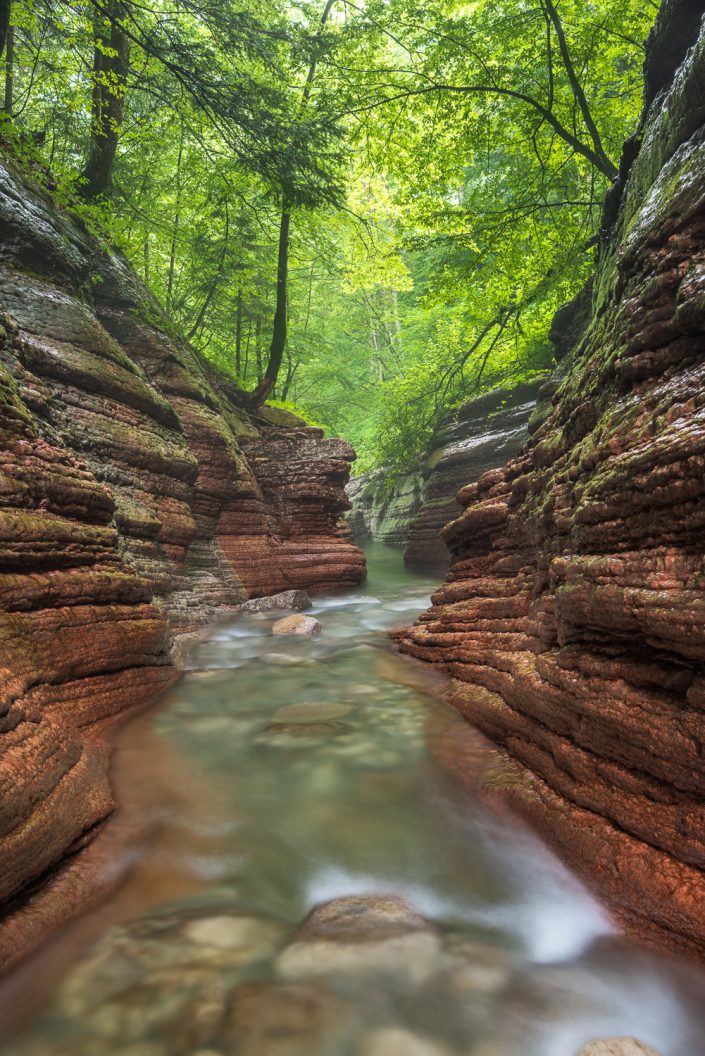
[347,470,425,548]
[403,380,546,569]
[347,381,544,568]
[396,0,705,958]
[0,159,364,957]
[1,547,698,1056]
[0,893,523,1055]
[576,1042,660,1056]
[240,590,313,613]
[272,614,323,636]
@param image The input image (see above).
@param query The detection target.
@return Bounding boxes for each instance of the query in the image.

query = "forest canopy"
[0,0,656,472]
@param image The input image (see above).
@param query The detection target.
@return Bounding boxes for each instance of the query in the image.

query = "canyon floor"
[1,544,704,1056]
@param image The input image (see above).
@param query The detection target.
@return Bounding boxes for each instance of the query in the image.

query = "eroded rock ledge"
[397,0,705,958]
[0,159,364,953]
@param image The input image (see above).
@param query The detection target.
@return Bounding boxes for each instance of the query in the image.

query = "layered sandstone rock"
[397,0,705,958]
[347,469,424,548]
[0,158,364,944]
[347,380,544,565]
[403,380,546,568]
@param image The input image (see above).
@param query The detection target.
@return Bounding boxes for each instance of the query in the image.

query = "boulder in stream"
[275,895,442,985]
[576,1041,660,1056]
[272,614,322,636]
[241,590,313,613]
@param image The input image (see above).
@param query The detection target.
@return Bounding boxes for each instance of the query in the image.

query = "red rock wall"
[0,159,364,941]
[397,0,705,959]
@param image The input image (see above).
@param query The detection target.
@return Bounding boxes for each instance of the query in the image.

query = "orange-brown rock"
[396,0,705,959]
[0,156,364,957]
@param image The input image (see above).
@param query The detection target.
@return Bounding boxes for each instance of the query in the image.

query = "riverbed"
[2,543,705,1055]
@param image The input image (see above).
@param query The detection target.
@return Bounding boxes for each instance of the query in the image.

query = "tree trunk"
[245,0,335,408]
[391,288,403,357]
[243,321,251,380]
[3,21,12,114]
[370,321,384,381]
[280,347,300,402]
[166,128,184,311]
[541,0,618,181]
[255,315,263,383]
[248,209,290,404]
[235,289,242,376]
[78,0,130,199]
[0,0,10,62]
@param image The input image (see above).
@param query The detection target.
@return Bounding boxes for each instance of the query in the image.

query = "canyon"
[348,378,547,567]
[1,0,705,1008]
[0,159,364,960]
[397,0,705,960]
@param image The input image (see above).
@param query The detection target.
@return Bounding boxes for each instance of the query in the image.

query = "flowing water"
[2,543,705,1055]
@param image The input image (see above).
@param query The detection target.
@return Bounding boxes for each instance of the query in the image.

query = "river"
[2,543,705,1055]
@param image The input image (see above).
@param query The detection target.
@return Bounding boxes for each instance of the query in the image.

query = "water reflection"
[2,543,705,1055]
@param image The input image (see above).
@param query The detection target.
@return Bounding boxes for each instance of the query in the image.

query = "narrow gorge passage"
[2,545,705,1056]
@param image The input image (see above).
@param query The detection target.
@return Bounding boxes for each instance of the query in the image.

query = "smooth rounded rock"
[272,702,353,723]
[295,895,431,940]
[261,652,315,665]
[576,1041,661,1056]
[223,982,353,1056]
[361,1028,454,1056]
[257,721,350,742]
[272,615,322,636]
[186,668,231,680]
[441,937,515,996]
[275,896,441,986]
[182,914,282,956]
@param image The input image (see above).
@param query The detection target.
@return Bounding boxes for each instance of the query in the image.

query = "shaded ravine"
[2,544,705,1055]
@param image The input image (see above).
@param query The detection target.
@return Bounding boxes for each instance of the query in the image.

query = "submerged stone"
[576,1041,661,1056]
[256,721,350,742]
[223,982,354,1056]
[360,1027,454,1056]
[275,896,442,985]
[272,614,322,636]
[271,702,353,723]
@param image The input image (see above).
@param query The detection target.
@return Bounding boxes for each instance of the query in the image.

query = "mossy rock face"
[347,469,425,547]
[0,160,92,289]
[348,378,546,559]
[258,404,308,429]
[396,7,705,960]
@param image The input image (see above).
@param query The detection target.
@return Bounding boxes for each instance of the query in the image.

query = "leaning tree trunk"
[248,209,290,405]
[79,0,130,199]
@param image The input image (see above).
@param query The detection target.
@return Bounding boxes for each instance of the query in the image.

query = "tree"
[2,0,654,473]
[246,0,338,407]
[78,0,130,199]
[0,0,10,60]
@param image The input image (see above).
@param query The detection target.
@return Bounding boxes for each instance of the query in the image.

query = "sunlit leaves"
[4,0,657,473]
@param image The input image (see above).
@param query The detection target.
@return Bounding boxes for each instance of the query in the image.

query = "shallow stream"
[3,544,705,1055]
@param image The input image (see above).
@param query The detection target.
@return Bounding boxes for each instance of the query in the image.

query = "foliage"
[0,0,657,471]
